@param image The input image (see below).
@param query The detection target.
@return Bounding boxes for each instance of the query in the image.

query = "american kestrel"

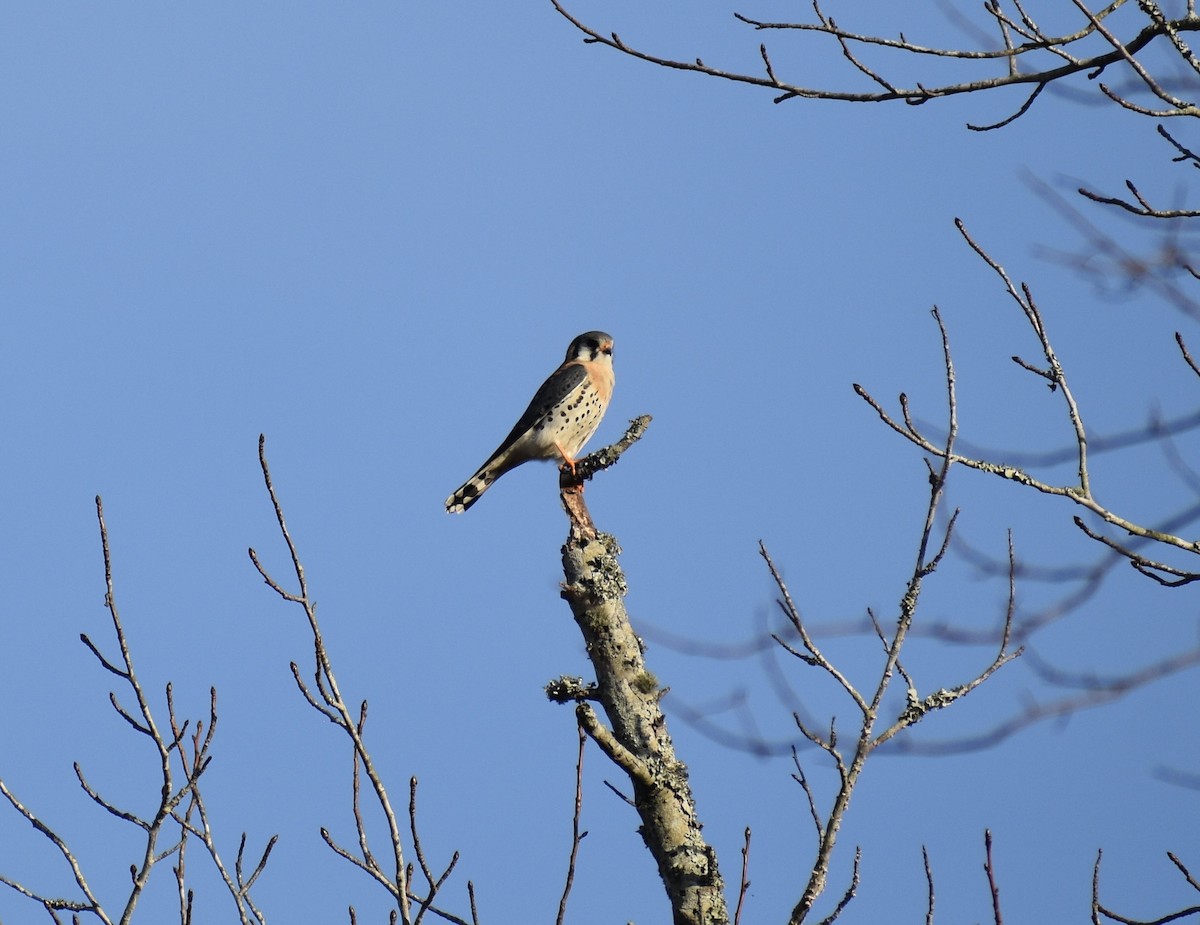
[445,331,615,513]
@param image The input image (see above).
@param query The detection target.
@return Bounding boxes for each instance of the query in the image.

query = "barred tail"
[445,468,497,513]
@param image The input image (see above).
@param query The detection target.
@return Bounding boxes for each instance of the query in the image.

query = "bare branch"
[760,543,868,715]
[1094,848,1200,924]
[0,778,113,925]
[73,762,148,830]
[733,827,752,925]
[254,437,415,925]
[1070,0,1198,114]
[555,724,587,925]
[410,777,461,925]
[1160,125,1200,166]
[1179,333,1200,378]
[984,830,1004,925]
[923,846,935,925]
[790,748,825,843]
[1028,173,1200,318]
[815,846,860,925]
[967,82,1046,131]
[891,641,1200,754]
[1077,179,1200,218]
[859,222,1200,565]
[938,405,1200,469]
[253,433,308,601]
[550,0,1200,125]
[1073,517,1200,586]
[772,305,1013,923]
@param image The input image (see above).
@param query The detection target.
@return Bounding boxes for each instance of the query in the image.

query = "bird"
[446,331,615,513]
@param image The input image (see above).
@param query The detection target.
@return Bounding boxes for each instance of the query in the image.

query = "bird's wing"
[481,363,588,467]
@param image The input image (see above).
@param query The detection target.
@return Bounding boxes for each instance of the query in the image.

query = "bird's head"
[567,331,615,365]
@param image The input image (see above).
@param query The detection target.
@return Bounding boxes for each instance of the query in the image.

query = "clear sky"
[1,4,1196,923]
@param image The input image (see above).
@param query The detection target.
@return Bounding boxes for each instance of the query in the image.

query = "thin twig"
[923,846,935,925]
[555,724,587,925]
[984,830,1004,925]
[733,827,752,925]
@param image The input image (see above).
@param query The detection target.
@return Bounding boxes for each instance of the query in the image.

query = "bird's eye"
[586,338,599,352]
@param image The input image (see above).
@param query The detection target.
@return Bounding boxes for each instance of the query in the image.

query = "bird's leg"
[554,442,579,477]
[555,442,587,498]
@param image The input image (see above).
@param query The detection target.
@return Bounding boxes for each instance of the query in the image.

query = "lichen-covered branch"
[552,418,727,925]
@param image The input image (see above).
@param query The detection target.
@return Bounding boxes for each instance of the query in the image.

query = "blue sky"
[1,4,1197,923]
